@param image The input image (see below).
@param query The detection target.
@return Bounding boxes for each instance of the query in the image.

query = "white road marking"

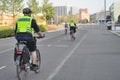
[58,40,61,42]
[0,48,14,54]
[0,32,63,55]
[0,66,6,70]
[46,33,88,80]
[55,45,68,48]
[37,45,44,47]
[0,35,57,55]
[48,44,52,47]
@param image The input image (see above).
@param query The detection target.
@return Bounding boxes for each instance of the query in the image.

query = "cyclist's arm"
[69,24,71,27]
[15,23,17,35]
[31,19,42,37]
[74,23,78,28]
[74,23,76,27]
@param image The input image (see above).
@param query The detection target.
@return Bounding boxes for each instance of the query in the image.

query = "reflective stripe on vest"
[17,16,34,35]
[69,22,75,27]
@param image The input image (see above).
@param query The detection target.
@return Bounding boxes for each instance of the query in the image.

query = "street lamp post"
[104,0,106,23]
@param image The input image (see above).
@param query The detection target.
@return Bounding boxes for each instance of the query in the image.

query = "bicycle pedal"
[35,69,39,73]
[25,64,30,69]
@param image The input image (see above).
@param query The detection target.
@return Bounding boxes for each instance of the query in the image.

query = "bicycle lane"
[0,37,16,80]
[26,28,88,80]
[0,30,69,80]
[49,26,120,80]
[0,29,66,54]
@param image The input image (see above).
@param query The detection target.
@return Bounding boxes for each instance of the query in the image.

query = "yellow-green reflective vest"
[17,16,34,36]
[69,22,75,27]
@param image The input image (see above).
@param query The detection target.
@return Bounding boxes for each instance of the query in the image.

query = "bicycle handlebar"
[34,34,45,39]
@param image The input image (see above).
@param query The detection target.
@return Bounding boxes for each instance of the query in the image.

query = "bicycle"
[70,30,75,40]
[65,28,68,35]
[14,35,45,80]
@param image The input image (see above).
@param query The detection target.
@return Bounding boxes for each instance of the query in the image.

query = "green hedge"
[0,25,48,39]
[0,29,14,38]
[38,24,48,32]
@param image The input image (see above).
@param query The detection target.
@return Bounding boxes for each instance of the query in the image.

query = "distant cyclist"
[69,20,77,39]
[64,22,68,34]
[15,8,43,71]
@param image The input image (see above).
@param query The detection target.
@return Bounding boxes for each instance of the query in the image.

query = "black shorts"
[26,41,36,52]
[15,32,37,52]
[70,27,76,33]
[16,37,36,52]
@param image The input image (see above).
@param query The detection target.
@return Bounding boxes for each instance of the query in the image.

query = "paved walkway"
[111,30,120,37]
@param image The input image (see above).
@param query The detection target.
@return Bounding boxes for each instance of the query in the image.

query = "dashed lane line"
[46,33,88,80]
[0,48,14,54]
[0,66,6,70]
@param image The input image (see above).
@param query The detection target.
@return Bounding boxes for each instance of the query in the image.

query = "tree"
[27,0,41,18]
[90,16,95,23]
[42,0,55,24]
[0,0,9,16]
[8,0,24,18]
[117,15,120,23]
[61,15,66,23]
[0,0,9,24]
[6,0,24,25]
[67,16,78,23]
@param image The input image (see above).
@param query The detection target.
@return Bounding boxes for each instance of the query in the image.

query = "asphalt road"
[0,24,120,80]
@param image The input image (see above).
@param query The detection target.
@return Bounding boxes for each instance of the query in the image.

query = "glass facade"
[55,6,67,17]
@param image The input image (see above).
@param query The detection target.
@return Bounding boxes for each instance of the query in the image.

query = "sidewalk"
[111,30,120,37]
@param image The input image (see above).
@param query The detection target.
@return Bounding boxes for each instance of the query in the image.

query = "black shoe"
[30,64,38,71]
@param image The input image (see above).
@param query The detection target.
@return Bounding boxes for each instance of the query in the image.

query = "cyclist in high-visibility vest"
[69,20,77,39]
[15,8,43,71]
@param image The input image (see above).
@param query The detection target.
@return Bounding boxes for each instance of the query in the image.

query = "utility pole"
[104,0,106,24]
[64,0,67,22]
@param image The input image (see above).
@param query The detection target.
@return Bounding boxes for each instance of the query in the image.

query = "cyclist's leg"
[31,51,40,71]
[70,27,76,40]
[65,28,67,34]
[70,27,73,35]
[27,41,39,71]
[27,40,36,62]
[31,51,37,65]
[73,27,76,39]
[72,28,75,39]
[35,49,41,73]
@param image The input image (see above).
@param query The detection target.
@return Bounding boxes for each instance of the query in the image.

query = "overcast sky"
[25,0,120,14]
[42,0,120,14]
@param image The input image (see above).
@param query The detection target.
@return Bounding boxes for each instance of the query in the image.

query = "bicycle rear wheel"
[16,47,30,80]
[16,60,31,80]
[35,49,41,73]
[65,29,67,35]
[16,63,29,80]
[70,31,75,40]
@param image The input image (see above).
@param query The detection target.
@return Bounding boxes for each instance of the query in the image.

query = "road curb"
[110,31,120,37]
[47,29,64,32]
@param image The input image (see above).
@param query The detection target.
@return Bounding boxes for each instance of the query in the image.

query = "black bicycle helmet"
[23,8,32,14]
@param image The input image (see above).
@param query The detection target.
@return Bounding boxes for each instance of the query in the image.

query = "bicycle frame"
[14,42,30,80]
[14,37,42,80]
[70,30,75,40]
[15,42,27,65]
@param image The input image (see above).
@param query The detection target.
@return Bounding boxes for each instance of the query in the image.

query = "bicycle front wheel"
[35,49,41,73]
